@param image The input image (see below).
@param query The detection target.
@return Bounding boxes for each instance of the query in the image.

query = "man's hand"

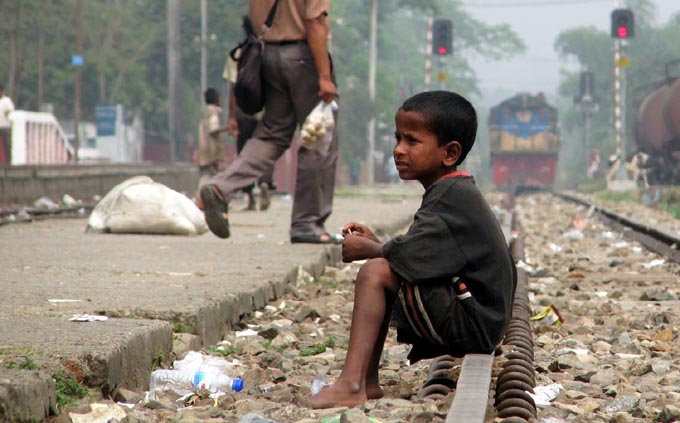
[318,77,337,103]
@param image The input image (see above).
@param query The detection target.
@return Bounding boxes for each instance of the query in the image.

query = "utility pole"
[167,0,180,163]
[74,0,82,163]
[366,0,377,185]
[200,0,208,96]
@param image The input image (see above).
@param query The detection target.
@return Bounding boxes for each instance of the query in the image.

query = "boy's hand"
[342,222,379,243]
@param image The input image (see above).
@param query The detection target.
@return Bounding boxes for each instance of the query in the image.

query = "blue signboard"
[72,55,84,66]
[96,104,117,136]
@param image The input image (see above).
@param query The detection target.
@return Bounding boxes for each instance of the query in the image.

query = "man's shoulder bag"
[229,0,279,116]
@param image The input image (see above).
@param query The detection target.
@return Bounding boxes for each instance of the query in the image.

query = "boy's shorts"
[391,277,489,363]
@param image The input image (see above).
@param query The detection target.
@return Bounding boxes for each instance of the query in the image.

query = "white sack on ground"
[86,175,208,235]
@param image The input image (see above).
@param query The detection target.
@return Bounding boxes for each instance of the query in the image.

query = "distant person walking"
[201,0,339,243]
[197,88,230,193]
[0,84,15,164]
[223,16,276,212]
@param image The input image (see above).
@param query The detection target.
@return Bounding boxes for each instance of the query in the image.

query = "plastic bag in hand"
[299,100,338,153]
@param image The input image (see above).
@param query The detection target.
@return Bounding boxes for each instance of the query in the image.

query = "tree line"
[0,0,525,178]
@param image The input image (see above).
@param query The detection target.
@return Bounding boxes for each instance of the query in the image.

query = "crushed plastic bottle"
[149,368,244,396]
[310,375,327,395]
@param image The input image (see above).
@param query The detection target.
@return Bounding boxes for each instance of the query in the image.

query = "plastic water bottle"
[149,369,244,394]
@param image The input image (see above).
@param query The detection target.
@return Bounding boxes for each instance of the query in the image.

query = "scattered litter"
[594,291,608,298]
[548,242,563,253]
[516,260,534,272]
[148,351,243,401]
[531,305,564,326]
[69,314,108,322]
[555,347,589,356]
[69,402,126,423]
[600,231,616,239]
[562,229,584,239]
[612,241,629,249]
[271,319,293,328]
[34,196,57,209]
[572,216,589,229]
[311,375,327,395]
[62,194,77,207]
[529,383,563,407]
[48,299,83,303]
[642,259,665,269]
[235,329,259,337]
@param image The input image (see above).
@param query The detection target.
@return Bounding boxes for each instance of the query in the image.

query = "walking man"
[201,0,339,244]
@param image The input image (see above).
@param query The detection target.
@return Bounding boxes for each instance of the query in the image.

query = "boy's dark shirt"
[382,174,517,359]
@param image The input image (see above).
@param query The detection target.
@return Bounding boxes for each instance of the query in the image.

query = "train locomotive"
[633,64,680,185]
[488,93,561,191]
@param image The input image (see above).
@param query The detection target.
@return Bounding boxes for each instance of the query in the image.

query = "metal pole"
[167,0,179,163]
[424,11,433,91]
[201,0,207,96]
[74,0,82,164]
[613,38,628,179]
[367,0,377,185]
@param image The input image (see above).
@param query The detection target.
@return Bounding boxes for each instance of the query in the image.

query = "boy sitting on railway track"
[307,90,517,409]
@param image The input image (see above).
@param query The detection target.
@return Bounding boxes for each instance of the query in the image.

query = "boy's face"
[393,110,460,189]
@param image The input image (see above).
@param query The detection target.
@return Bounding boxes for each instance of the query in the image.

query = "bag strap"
[264,0,280,29]
[229,1,279,61]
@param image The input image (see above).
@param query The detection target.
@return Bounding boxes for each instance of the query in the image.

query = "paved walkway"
[0,184,423,421]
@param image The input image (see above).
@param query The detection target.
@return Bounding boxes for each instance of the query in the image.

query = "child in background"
[197,88,230,193]
[308,90,517,409]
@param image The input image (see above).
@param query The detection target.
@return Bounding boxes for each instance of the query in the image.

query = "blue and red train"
[488,93,561,191]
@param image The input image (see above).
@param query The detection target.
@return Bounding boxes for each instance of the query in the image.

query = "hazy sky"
[464,0,680,103]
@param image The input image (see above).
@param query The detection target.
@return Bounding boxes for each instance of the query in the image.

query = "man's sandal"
[200,184,230,238]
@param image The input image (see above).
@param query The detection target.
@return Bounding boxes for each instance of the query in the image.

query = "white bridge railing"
[9,110,74,165]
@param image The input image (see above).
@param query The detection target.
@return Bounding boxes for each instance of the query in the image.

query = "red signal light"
[617,26,628,38]
[437,47,448,55]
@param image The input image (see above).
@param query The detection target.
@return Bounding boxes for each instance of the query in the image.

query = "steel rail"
[554,192,680,263]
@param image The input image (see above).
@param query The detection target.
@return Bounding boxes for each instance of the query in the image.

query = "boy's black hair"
[204,88,219,105]
[400,90,477,165]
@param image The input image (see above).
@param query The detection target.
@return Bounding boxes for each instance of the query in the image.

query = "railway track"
[434,190,679,423]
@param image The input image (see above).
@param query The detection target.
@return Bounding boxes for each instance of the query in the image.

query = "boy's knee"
[357,258,398,287]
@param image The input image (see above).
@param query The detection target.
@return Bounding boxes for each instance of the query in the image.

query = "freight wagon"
[633,60,680,185]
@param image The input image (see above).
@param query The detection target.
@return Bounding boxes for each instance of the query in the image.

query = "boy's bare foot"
[366,383,383,400]
[306,380,367,409]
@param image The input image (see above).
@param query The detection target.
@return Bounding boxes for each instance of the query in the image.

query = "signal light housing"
[611,9,634,39]
[432,18,453,56]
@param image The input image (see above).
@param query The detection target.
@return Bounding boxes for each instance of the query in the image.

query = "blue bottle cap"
[232,378,244,392]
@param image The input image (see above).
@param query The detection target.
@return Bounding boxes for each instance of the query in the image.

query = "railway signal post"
[609,8,636,190]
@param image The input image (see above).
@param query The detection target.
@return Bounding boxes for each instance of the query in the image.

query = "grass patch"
[300,344,327,357]
[206,345,242,357]
[54,370,88,408]
[172,322,192,333]
[5,356,38,370]
[262,341,285,354]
